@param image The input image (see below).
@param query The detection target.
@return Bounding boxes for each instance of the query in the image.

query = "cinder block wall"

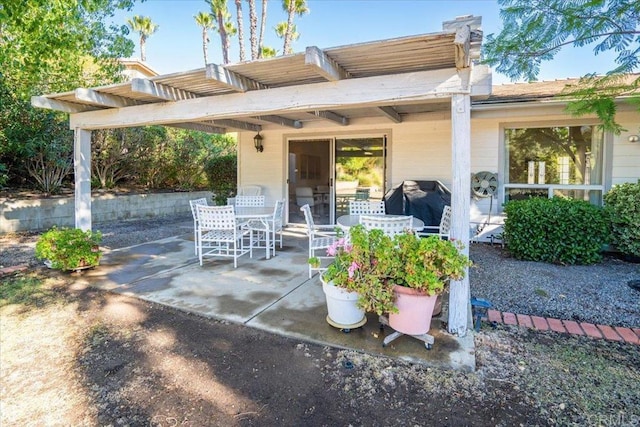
[0,191,212,233]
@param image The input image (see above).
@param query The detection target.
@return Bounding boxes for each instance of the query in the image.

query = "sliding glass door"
[287,135,387,225]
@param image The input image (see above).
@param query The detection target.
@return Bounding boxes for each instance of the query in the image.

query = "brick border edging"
[486,309,640,345]
[0,264,29,278]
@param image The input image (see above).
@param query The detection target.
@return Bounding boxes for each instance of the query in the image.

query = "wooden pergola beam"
[205,63,267,92]
[131,78,198,101]
[378,106,402,123]
[168,122,226,134]
[69,68,491,130]
[305,46,350,81]
[31,96,97,113]
[454,25,471,70]
[74,88,141,108]
[212,119,262,132]
[254,115,303,129]
[309,110,349,126]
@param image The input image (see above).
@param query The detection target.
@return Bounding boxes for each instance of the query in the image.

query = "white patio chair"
[359,215,413,237]
[300,204,337,278]
[235,195,265,207]
[349,200,386,215]
[316,185,331,204]
[418,205,452,239]
[237,185,262,196]
[195,204,251,268]
[246,199,285,258]
[355,188,370,200]
[189,197,208,255]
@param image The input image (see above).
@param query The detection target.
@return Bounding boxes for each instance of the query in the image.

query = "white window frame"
[499,120,608,208]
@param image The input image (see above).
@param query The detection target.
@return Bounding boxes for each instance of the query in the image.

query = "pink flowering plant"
[317,224,472,315]
[321,225,399,315]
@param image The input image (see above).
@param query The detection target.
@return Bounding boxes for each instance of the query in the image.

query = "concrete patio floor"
[79,222,476,371]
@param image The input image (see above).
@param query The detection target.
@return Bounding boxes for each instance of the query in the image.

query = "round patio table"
[336,214,424,232]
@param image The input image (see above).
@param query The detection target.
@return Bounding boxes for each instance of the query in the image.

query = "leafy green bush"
[204,154,237,205]
[35,227,102,271]
[603,180,640,258]
[503,197,608,264]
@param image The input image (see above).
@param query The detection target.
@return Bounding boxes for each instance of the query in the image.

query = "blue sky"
[114,0,613,85]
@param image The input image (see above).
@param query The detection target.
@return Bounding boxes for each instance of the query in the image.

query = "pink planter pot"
[388,285,439,335]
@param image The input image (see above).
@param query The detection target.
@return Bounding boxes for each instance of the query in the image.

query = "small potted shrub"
[35,226,103,271]
[318,226,398,328]
[391,232,471,335]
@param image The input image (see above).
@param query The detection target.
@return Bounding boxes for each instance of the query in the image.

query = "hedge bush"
[503,197,608,265]
[204,155,237,205]
[603,180,640,258]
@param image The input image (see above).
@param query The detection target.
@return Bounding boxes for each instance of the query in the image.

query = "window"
[504,125,604,204]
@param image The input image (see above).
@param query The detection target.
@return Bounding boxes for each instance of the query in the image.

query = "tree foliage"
[0,0,137,192]
[0,0,137,97]
[483,0,640,132]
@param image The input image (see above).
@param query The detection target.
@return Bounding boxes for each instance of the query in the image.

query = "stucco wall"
[0,191,212,233]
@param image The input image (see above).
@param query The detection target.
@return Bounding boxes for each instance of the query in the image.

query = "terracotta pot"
[388,285,439,335]
[321,278,366,328]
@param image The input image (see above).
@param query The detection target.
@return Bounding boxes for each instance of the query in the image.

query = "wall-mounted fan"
[471,171,499,233]
[471,171,499,199]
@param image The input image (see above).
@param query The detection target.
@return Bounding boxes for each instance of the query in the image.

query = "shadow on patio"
[78,225,476,371]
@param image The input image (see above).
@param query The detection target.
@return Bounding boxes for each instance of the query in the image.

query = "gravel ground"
[1,215,639,328]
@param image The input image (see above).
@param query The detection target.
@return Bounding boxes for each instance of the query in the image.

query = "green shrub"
[35,227,102,271]
[204,154,237,205]
[503,197,608,264]
[603,180,640,258]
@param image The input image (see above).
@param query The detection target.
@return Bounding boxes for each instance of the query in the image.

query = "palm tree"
[275,22,298,55]
[234,0,246,61]
[260,46,277,58]
[281,0,308,55]
[258,0,268,58]
[194,12,215,65]
[206,0,231,64]
[247,0,258,60]
[126,15,159,62]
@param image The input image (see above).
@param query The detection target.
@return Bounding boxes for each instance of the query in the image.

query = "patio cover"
[31,15,492,337]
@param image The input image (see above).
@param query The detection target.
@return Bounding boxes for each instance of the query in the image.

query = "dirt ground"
[2,267,639,427]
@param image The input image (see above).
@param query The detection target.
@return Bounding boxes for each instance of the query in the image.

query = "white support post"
[448,92,471,337]
[74,128,92,231]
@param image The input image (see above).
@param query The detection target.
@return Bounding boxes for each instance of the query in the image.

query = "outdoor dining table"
[235,206,274,259]
[336,214,425,232]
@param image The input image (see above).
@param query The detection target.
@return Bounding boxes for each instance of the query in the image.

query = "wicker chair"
[300,204,337,278]
[189,198,208,255]
[195,204,250,268]
[349,200,386,215]
[359,215,413,237]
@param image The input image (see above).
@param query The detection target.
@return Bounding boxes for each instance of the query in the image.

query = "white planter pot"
[321,278,366,329]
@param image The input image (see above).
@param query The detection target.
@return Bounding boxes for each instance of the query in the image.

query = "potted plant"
[313,225,471,335]
[390,232,471,335]
[35,226,103,271]
[313,226,398,329]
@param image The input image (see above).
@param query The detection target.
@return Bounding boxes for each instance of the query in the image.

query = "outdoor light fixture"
[254,132,264,152]
[628,135,639,143]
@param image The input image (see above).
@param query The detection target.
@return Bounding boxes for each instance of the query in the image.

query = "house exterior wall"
[610,110,640,185]
[237,105,639,220]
